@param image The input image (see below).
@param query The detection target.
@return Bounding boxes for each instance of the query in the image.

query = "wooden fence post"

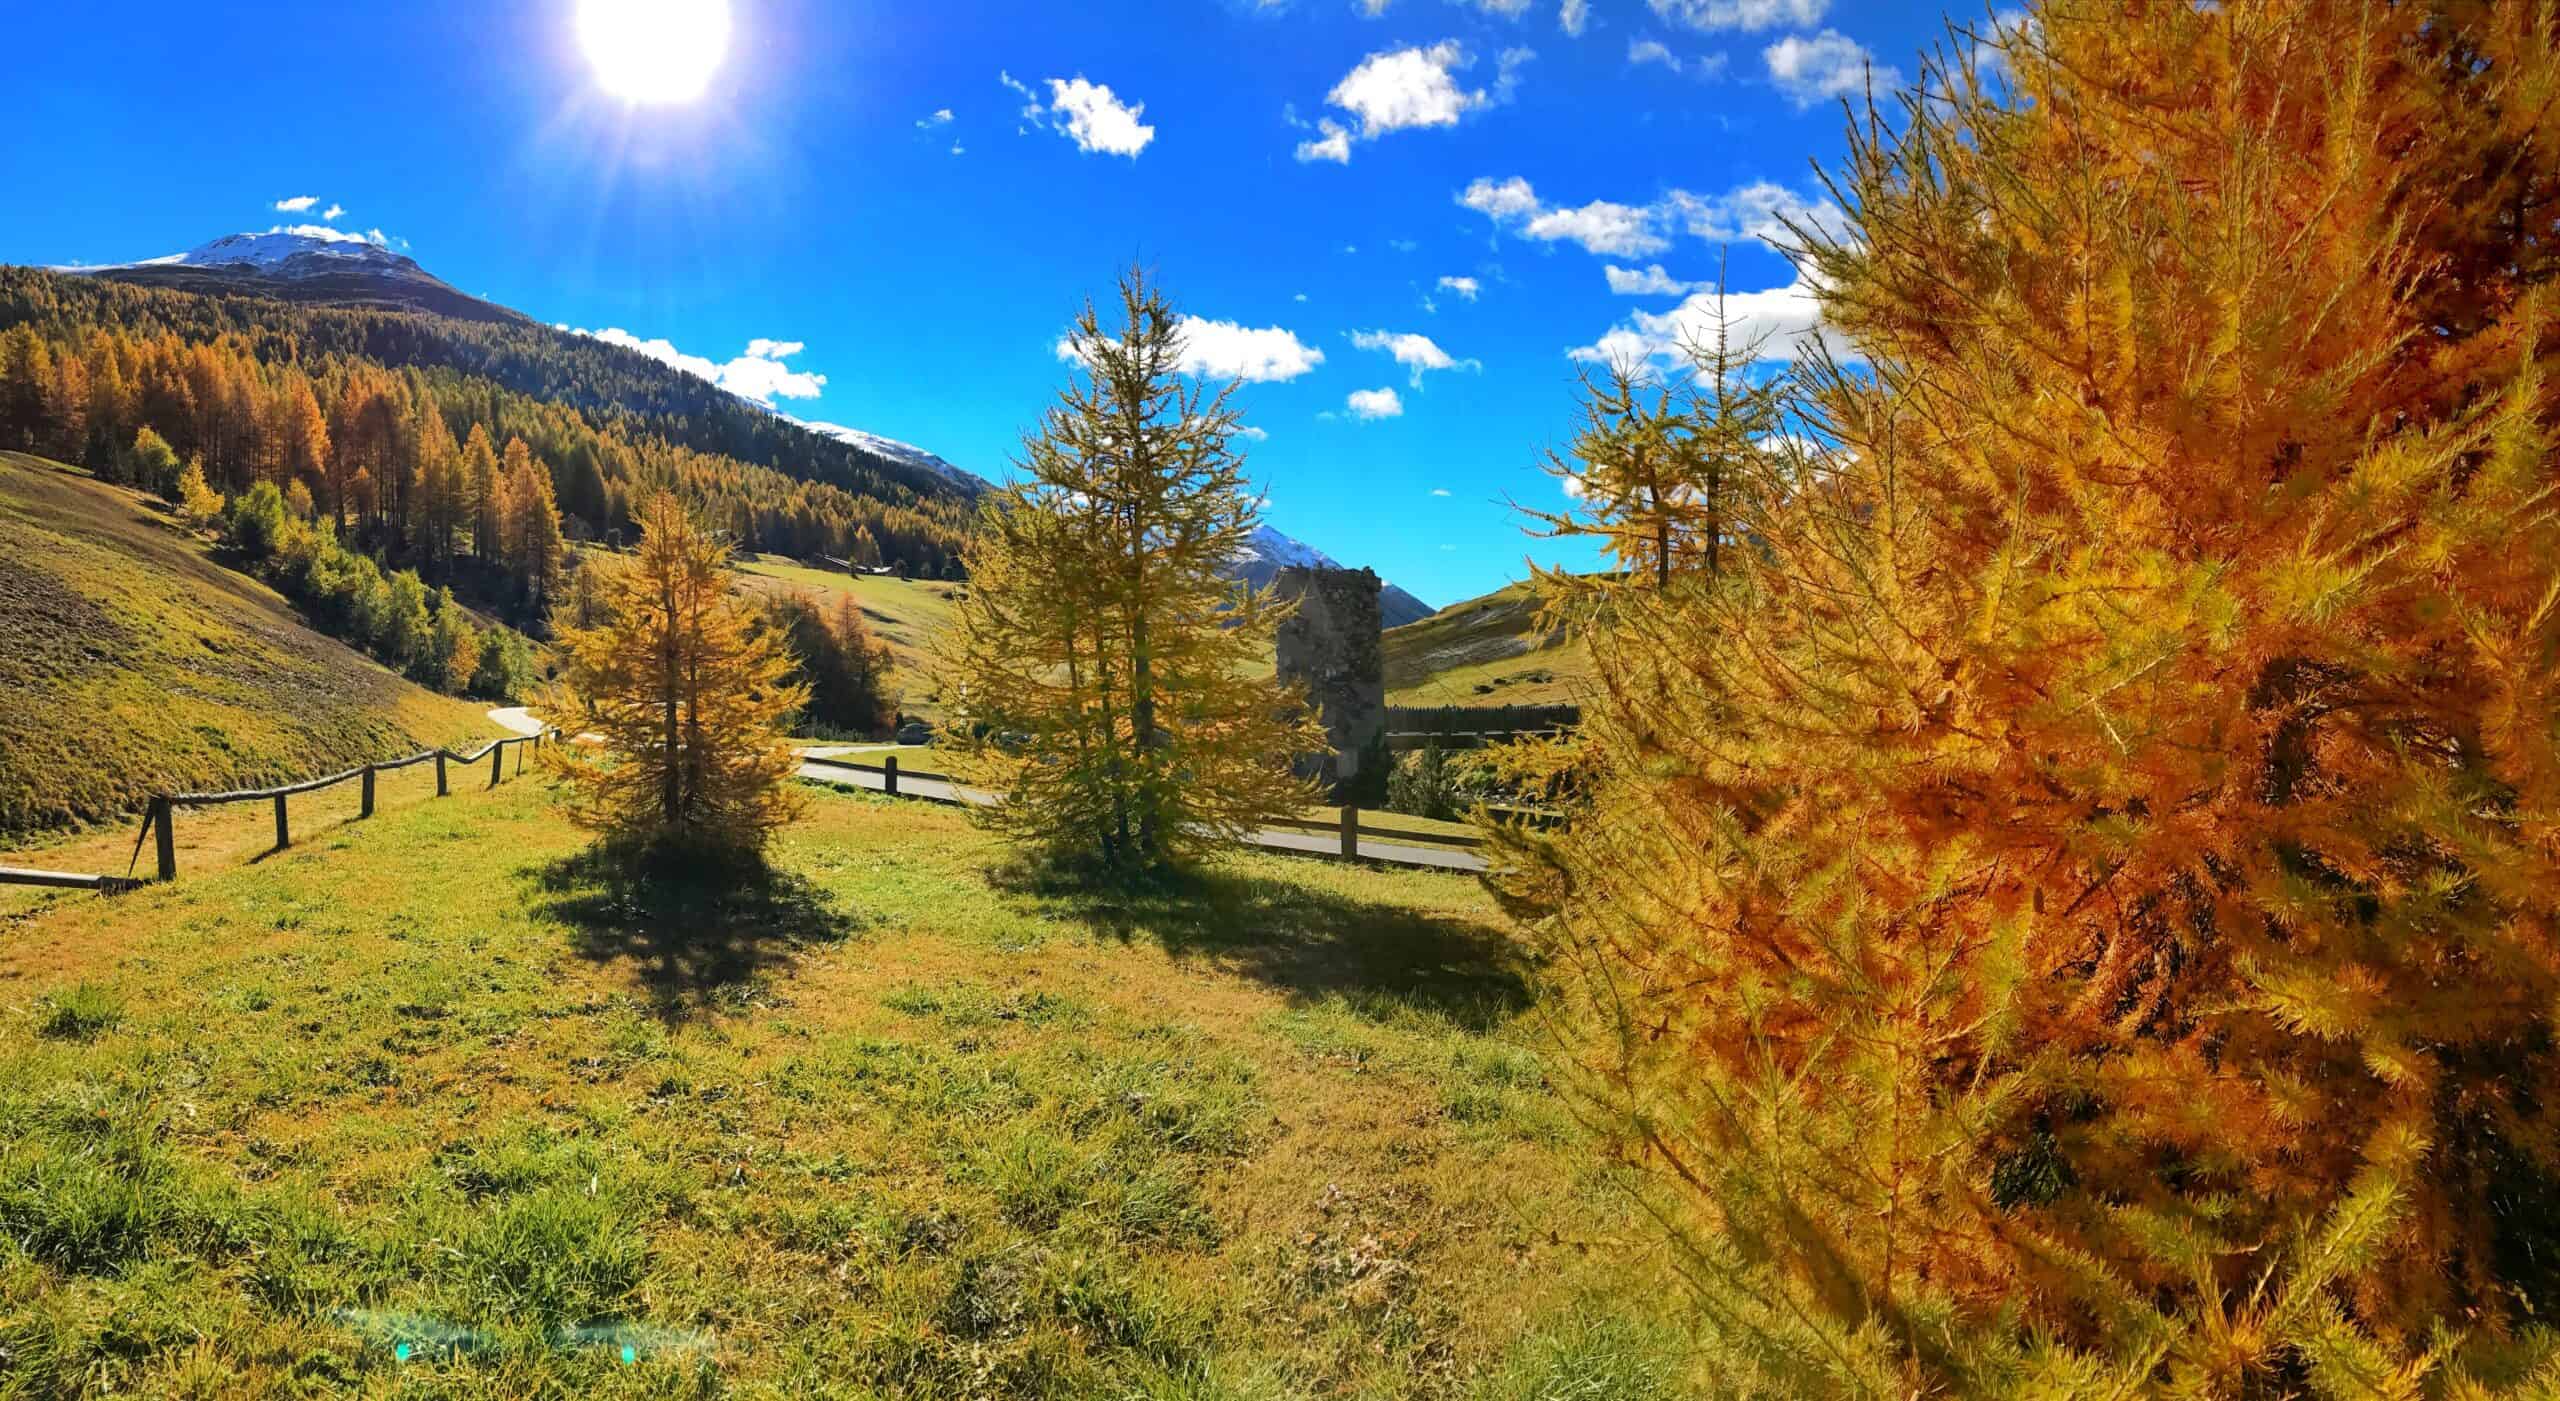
[884,755,899,797]
[360,766,376,818]
[515,740,525,777]
[490,745,503,787]
[435,752,449,796]
[273,793,290,850]
[1339,804,1358,860]
[152,797,176,882]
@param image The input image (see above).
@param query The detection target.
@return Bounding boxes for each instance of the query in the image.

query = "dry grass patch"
[0,781,1695,1397]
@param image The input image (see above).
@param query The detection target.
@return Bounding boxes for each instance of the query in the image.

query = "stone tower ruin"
[1273,566,1386,799]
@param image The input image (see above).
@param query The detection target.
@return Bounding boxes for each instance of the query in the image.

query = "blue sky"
[1,0,1971,607]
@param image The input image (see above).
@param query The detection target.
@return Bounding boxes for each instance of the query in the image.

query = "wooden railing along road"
[0,730,556,894]
[7,730,1521,895]
[796,754,1515,868]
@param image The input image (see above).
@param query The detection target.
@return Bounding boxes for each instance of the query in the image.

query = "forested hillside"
[0,266,972,581]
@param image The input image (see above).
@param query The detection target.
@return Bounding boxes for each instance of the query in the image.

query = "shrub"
[468,627,534,702]
[174,457,223,527]
[125,426,180,498]
[1385,743,1483,823]
[222,481,293,562]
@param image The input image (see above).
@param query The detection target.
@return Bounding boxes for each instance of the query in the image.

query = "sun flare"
[577,0,732,106]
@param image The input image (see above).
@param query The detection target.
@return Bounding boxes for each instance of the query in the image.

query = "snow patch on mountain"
[1233,525,1436,627]
[799,420,994,496]
[67,227,411,276]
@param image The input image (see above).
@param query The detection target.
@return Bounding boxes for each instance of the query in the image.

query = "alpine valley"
[26,227,1435,619]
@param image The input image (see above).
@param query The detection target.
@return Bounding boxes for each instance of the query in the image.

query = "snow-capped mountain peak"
[799,420,995,496]
[70,227,413,277]
[1241,524,1342,574]
[1233,524,1435,627]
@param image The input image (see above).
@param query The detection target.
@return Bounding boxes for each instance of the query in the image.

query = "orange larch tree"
[1496,2,2560,1392]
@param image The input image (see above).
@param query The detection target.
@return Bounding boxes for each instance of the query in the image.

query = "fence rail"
[0,866,144,894]
[795,755,1506,859]
[129,729,555,884]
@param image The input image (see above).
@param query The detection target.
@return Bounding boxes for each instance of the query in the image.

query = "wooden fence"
[801,754,1509,860]
[126,730,556,884]
[1382,703,1579,752]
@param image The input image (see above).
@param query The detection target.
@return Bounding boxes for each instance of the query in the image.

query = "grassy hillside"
[0,453,495,837]
[1382,582,1592,709]
[0,782,1698,1396]
[732,554,961,679]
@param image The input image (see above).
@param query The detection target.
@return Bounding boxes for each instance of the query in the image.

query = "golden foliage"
[936,267,1325,874]
[1497,1,2560,1391]
[545,494,806,854]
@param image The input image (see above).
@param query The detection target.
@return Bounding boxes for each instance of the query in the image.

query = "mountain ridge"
[47,228,1436,617]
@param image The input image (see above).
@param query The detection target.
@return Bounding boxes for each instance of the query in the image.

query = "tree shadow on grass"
[988,861,1531,1031]
[527,839,863,1021]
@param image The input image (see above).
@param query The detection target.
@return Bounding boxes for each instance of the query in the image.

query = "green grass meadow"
[0,780,1696,1398]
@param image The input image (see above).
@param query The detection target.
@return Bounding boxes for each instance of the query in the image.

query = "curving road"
[487,709,1487,874]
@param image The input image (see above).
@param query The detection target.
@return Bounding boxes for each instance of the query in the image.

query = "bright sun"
[577,0,732,106]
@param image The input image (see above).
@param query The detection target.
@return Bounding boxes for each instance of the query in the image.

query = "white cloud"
[1764,29,1897,108]
[1347,387,1404,420]
[1571,270,1849,369]
[1437,275,1481,300]
[1003,71,1154,156]
[1058,317,1325,383]
[1238,426,1271,442]
[1179,317,1323,381]
[273,195,319,213]
[1628,38,1727,77]
[1973,7,2034,82]
[1293,292,1309,302]
[1294,118,1352,164]
[1524,202,1658,255]
[1561,471,1586,498]
[1650,0,1826,30]
[999,70,1041,123]
[322,203,345,221]
[1460,176,1668,256]
[1046,77,1155,156]
[918,108,954,128]
[1327,41,1484,140]
[1351,329,1481,387]
[1462,176,1842,258]
[266,223,391,248]
[1560,0,1591,35]
[953,143,966,155]
[1665,179,1848,245]
[1430,487,1453,496]
[1459,175,1541,219]
[1492,46,1535,104]
[1605,264,1698,295]
[572,328,829,404]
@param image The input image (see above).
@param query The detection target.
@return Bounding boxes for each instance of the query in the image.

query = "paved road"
[490,709,1487,874]
[792,758,1489,873]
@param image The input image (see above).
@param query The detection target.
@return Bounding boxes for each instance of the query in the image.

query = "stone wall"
[1273,566,1385,798]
